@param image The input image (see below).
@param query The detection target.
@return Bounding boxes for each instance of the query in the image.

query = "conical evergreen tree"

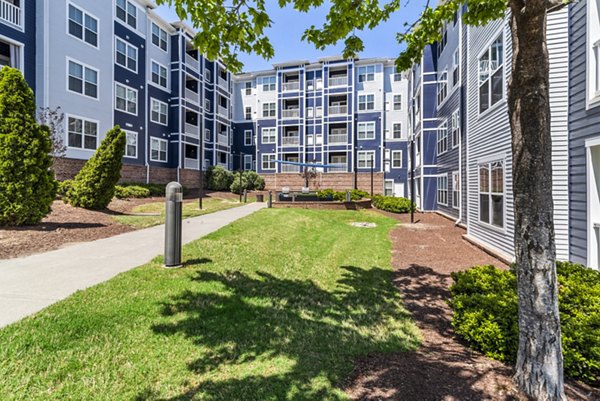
[65,125,126,210]
[0,68,56,226]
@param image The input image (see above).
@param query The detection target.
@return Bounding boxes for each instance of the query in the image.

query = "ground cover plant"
[449,263,600,384]
[316,189,369,201]
[0,209,419,400]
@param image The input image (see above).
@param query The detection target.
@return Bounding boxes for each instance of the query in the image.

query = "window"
[358,94,375,111]
[392,123,402,140]
[125,131,137,158]
[151,23,168,51]
[150,99,168,125]
[479,160,504,227]
[438,24,448,56]
[393,94,402,110]
[67,116,97,150]
[437,70,448,105]
[204,128,211,141]
[115,84,137,115]
[437,175,448,205]
[357,151,375,168]
[384,180,394,197]
[245,106,252,120]
[245,81,252,95]
[68,60,98,99]
[115,38,137,72]
[116,0,137,29]
[262,76,276,91]
[261,127,276,144]
[452,171,460,209]
[479,34,504,113]
[393,72,402,82]
[357,65,375,82]
[205,68,212,82]
[150,137,168,162]
[357,122,376,140]
[262,102,276,118]
[437,121,448,155]
[68,4,98,47]
[452,109,460,148]
[392,151,402,168]
[262,154,276,170]
[244,155,253,170]
[452,50,460,87]
[315,107,323,117]
[589,0,600,102]
[204,99,211,111]
[151,61,168,88]
[244,130,253,146]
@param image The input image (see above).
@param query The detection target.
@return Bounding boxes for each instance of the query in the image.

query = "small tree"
[64,126,126,210]
[37,106,67,157]
[0,67,56,226]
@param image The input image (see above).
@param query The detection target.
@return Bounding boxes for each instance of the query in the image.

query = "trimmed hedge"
[206,166,234,191]
[114,185,151,199]
[372,195,415,213]
[316,189,370,201]
[230,171,266,194]
[0,67,57,226]
[449,263,600,384]
[119,182,166,197]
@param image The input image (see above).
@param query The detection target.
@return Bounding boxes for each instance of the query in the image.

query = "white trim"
[115,37,138,74]
[65,114,100,151]
[150,98,168,126]
[244,129,253,146]
[66,2,100,50]
[150,137,168,163]
[115,82,138,116]
[124,130,138,159]
[391,150,403,169]
[150,22,169,53]
[357,92,376,112]
[66,57,99,101]
[150,59,169,90]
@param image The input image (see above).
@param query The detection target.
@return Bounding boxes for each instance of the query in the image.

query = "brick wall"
[262,172,384,194]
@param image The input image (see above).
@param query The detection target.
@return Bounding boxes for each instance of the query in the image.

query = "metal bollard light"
[345,190,351,202]
[164,182,183,268]
[243,189,248,203]
[268,190,273,208]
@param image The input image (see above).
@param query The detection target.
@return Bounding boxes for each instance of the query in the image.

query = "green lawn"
[0,209,420,401]
[114,197,252,228]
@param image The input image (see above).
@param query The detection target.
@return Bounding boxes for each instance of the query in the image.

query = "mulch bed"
[0,191,232,260]
[345,212,600,401]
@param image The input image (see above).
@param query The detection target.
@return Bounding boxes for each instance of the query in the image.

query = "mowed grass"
[0,209,420,401]
[114,197,252,228]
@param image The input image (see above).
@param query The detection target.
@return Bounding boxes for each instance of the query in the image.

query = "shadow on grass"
[139,265,418,401]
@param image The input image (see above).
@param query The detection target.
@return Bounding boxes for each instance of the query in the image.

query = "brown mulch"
[345,212,600,401]
[0,191,234,260]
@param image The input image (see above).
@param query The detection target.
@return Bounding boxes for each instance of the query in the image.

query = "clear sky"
[153,1,426,72]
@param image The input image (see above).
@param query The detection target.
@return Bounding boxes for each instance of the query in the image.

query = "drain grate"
[350,222,377,228]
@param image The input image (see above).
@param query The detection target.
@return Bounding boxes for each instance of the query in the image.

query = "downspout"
[455,8,463,226]
[177,31,182,183]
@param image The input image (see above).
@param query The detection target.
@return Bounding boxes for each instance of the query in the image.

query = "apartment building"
[0,0,34,89]
[231,57,410,195]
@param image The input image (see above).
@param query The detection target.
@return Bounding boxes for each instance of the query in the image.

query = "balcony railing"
[281,108,300,119]
[329,105,348,115]
[281,136,300,146]
[184,158,199,170]
[328,133,347,144]
[185,88,199,103]
[185,123,199,137]
[218,76,228,89]
[281,164,301,173]
[217,162,228,169]
[329,76,348,87]
[283,81,300,92]
[185,53,199,71]
[218,133,229,145]
[218,105,228,118]
[0,0,20,28]
[328,163,347,173]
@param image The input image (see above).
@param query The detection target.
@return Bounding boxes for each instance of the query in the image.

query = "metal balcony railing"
[328,133,347,144]
[218,133,229,145]
[185,53,199,71]
[0,0,20,27]
[283,81,300,92]
[328,105,348,115]
[185,88,199,103]
[218,76,228,89]
[185,123,199,137]
[281,136,300,146]
[218,105,228,118]
[329,76,348,87]
[281,108,300,119]
[281,164,301,173]
[328,163,347,173]
[184,158,199,170]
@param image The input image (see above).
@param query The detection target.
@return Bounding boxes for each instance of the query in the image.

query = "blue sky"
[153,1,425,72]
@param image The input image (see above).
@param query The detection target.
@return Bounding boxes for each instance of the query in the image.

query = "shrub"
[57,180,74,198]
[317,189,335,200]
[350,189,370,201]
[372,195,415,213]
[206,166,234,191]
[449,263,600,384]
[230,176,248,194]
[316,189,368,201]
[119,182,166,197]
[244,171,265,191]
[64,126,126,210]
[0,68,57,226]
[114,185,151,199]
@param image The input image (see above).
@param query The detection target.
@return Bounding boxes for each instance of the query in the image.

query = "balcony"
[185,88,199,103]
[329,105,348,115]
[185,123,199,137]
[218,76,228,89]
[281,108,300,119]
[281,164,301,173]
[218,105,228,118]
[328,163,347,173]
[184,158,199,170]
[0,0,20,28]
[283,81,300,92]
[185,53,199,71]
[329,76,348,87]
[281,136,300,147]
[328,133,347,144]
[218,133,229,145]
[217,162,228,169]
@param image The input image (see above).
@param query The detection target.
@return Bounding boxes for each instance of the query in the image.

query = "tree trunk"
[507,1,566,400]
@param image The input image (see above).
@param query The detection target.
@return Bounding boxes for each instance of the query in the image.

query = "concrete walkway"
[0,202,266,328]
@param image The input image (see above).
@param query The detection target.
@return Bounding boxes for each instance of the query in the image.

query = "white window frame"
[392,122,403,140]
[115,0,137,30]
[452,171,460,209]
[357,150,375,169]
[67,3,99,48]
[262,76,276,92]
[358,94,375,112]
[261,127,276,144]
[357,65,375,82]
[151,22,168,52]
[478,159,505,229]
[150,98,168,125]
[115,38,137,73]
[391,150,402,169]
[150,137,168,163]
[245,81,252,95]
[204,98,211,111]
[244,154,253,170]
[357,121,376,140]
[452,49,460,88]
[452,109,460,149]
[437,175,448,206]
[393,94,402,110]
[66,115,98,150]
[244,129,253,146]
[393,72,402,82]
[115,83,137,115]
[478,33,504,114]
[437,121,448,155]
[124,130,138,159]
[262,102,276,118]
[588,0,600,106]
[261,153,276,170]
[437,69,448,106]
[67,58,98,100]
[244,106,252,121]
[150,60,168,89]
[204,128,211,141]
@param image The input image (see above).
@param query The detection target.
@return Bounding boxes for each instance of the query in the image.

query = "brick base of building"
[53,157,203,189]
[262,172,385,194]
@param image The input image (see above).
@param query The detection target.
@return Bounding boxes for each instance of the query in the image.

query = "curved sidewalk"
[0,202,266,328]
